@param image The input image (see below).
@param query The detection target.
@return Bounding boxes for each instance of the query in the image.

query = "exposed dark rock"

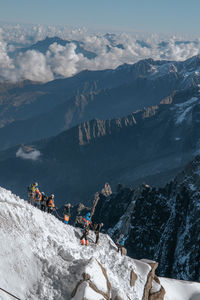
[93,156,200,281]
[149,286,165,300]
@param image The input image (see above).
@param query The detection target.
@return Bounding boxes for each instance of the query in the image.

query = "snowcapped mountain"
[92,155,200,281]
[0,186,200,300]
[15,37,97,60]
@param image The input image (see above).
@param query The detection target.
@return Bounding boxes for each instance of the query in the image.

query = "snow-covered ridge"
[0,187,160,300]
[1,187,200,300]
[174,97,199,125]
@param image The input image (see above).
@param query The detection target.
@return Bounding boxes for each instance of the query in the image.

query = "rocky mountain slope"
[1,55,200,150]
[0,84,200,205]
[92,155,200,282]
[0,186,169,300]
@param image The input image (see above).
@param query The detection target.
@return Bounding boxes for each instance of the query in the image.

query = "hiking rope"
[27,197,65,221]
[0,287,21,300]
[54,208,64,220]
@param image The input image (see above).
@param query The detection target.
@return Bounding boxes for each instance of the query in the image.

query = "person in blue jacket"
[82,212,91,228]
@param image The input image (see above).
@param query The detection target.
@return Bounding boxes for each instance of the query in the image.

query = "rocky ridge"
[1,55,200,150]
[92,155,200,281]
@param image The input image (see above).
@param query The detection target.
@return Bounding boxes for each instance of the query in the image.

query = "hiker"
[27,184,34,205]
[28,182,38,205]
[47,194,55,213]
[80,226,89,246]
[93,223,103,244]
[82,212,91,228]
[41,192,48,212]
[35,188,42,209]
[64,203,71,224]
[116,234,127,256]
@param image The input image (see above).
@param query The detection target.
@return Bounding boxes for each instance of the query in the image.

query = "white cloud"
[16,50,54,82]
[0,24,200,83]
[0,39,15,80]
[16,147,41,161]
[47,42,81,77]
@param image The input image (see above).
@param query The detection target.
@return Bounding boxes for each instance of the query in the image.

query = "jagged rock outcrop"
[130,270,138,287]
[78,115,137,145]
[93,155,200,281]
[101,183,112,197]
[141,260,163,300]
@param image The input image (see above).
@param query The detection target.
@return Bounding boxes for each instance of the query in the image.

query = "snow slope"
[1,187,200,300]
[0,187,151,300]
[160,278,200,300]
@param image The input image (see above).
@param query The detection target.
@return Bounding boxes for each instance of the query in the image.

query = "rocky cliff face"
[93,156,200,281]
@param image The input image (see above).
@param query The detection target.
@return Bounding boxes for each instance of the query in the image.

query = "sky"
[0,0,200,35]
[0,0,200,83]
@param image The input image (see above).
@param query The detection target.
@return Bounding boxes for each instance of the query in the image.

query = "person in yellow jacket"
[29,182,38,206]
[47,194,55,213]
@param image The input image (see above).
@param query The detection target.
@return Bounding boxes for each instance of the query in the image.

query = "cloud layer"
[0,24,200,83]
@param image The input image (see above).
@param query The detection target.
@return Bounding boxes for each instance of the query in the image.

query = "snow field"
[160,277,200,300]
[1,187,200,299]
[0,187,151,300]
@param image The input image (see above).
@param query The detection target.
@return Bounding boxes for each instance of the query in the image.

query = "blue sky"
[0,0,199,34]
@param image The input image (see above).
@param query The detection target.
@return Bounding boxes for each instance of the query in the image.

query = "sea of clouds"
[0,24,200,83]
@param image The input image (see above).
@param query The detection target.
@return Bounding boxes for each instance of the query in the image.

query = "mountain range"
[1,55,200,151]
[0,54,200,204]
[0,85,200,205]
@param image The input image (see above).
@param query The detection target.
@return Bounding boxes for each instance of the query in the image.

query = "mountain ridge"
[92,155,200,281]
[1,55,200,150]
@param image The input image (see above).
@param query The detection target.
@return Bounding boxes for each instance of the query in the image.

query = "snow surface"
[160,277,200,300]
[0,187,151,300]
[1,187,200,300]
[175,97,199,125]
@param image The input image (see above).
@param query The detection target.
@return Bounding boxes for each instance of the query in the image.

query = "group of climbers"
[27,182,55,213]
[27,183,126,253]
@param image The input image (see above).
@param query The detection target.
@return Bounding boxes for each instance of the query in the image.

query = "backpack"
[35,190,41,201]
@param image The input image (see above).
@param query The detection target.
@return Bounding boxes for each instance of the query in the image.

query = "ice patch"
[189,183,196,191]
[175,97,199,125]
